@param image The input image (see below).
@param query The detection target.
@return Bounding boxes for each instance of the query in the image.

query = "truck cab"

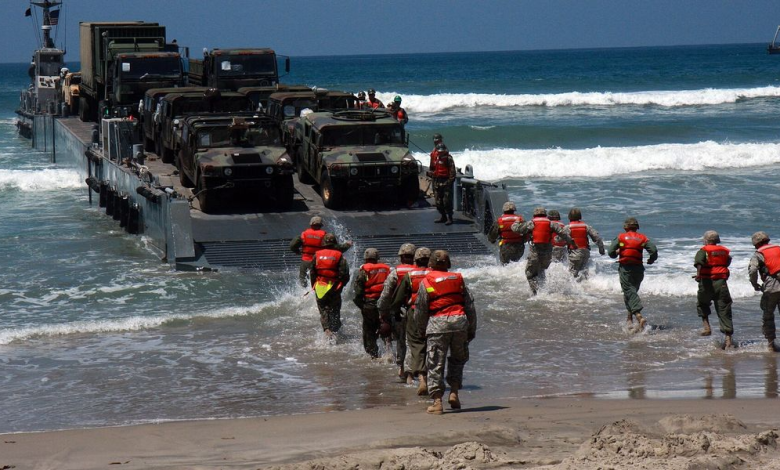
[141,86,208,152]
[294,109,420,209]
[189,48,289,91]
[61,72,81,115]
[108,51,184,118]
[237,84,311,112]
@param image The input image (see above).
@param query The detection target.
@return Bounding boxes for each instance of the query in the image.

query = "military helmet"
[322,233,337,246]
[752,231,770,247]
[433,133,443,142]
[703,230,720,244]
[436,143,448,153]
[548,210,561,221]
[533,206,547,217]
[502,201,516,213]
[429,250,451,269]
[357,91,366,99]
[624,217,639,230]
[398,243,416,256]
[414,247,431,262]
[364,248,379,260]
[568,208,582,221]
[368,88,376,95]
[310,216,323,226]
[394,95,402,103]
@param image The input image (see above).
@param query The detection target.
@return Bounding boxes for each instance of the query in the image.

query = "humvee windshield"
[218,54,276,77]
[321,125,404,146]
[120,57,181,80]
[282,99,317,118]
[174,96,249,115]
[197,125,281,148]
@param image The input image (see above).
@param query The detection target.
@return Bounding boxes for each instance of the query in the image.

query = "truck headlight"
[224,168,233,176]
[350,167,358,176]
[390,166,399,174]
[265,167,274,175]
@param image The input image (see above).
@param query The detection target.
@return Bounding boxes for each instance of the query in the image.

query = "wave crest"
[0,168,83,192]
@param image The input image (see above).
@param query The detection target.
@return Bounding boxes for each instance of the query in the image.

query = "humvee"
[176,114,294,213]
[293,109,420,209]
[266,89,356,151]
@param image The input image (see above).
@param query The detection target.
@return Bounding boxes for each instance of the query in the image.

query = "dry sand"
[2,398,780,469]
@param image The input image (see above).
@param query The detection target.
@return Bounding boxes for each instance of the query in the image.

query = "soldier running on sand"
[607,217,658,333]
[487,201,526,265]
[414,250,477,414]
[694,230,734,348]
[309,233,350,340]
[748,231,780,352]
[378,243,417,381]
[511,207,573,295]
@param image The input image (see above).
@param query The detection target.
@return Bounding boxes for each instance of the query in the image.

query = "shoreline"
[3,397,780,469]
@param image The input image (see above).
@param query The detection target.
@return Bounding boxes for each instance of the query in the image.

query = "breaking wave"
[377,85,780,113]
[0,168,82,191]
[415,141,780,180]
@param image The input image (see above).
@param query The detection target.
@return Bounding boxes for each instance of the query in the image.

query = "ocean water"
[3,44,780,433]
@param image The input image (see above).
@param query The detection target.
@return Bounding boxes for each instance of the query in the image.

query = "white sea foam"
[378,85,780,112]
[415,141,780,180]
[0,168,82,191]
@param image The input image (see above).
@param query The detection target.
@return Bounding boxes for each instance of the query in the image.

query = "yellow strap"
[426,286,435,293]
[315,281,333,299]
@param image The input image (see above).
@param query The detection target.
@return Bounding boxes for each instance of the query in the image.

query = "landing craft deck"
[54,116,505,271]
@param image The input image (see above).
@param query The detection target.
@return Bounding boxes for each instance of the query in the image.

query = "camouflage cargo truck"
[176,114,294,213]
[293,109,420,209]
[141,86,208,152]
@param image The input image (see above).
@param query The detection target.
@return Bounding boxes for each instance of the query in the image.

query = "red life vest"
[497,214,525,245]
[569,221,590,249]
[699,245,730,280]
[618,232,648,265]
[396,108,407,122]
[300,228,326,262]
[758,244,780,276]
[550,221,567,247]
[423,270,466,317]
[367,100,381,109]
[407,267,430,307]
[395,263,416,280]
[531,217,552,245]
[361,262,390,300]
[430,152,451,179]
[314,249,342,284]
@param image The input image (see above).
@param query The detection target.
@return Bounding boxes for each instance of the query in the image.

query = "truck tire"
[320,172,342,209]
[296,148,314,184]
[79,96,89,122]
[162,146,174,164]
[274,175,294,210]
[196,174,214,213]
[398,176,420,208]
[177,154,194,187]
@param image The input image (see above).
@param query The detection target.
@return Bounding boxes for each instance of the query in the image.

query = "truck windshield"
[217,54,276,77]
[120,57,181,80]
[198,125,281,148]
[322,125,404,146]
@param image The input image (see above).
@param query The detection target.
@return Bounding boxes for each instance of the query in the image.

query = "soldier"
[366,88,384,109]
[694,230,734,348]
[511,207,573,295]
[548,210,568,263]
[427,143,456,225]
[378,243,417,381]
[566,208,606,279]
[290,216,351,287]
[355,91,367,109]
[414,250,477,414]
[310,233,350,340]
[607,217,658,333]
[390,95,408,125]
[748,231,780,352]
[487,201,526,265]
[354,248,392,358]
[389,247,432,395]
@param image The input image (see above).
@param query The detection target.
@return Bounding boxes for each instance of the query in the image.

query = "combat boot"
[417,373,428,396]
[434,214,447,223]
[448,386,461,410]
[723,335,734,349]
[445,214,454,226]
[700,318,712,336]
[426,393,443,415]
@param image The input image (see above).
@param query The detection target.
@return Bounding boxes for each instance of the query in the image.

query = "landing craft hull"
[50,116,508,271]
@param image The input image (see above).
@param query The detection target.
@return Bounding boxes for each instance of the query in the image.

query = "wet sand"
[3,397,780,469]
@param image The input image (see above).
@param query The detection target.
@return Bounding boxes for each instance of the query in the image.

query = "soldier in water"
[566,208,605,279]
[487,201,526,265]
[694,230,734,348]
[309,233,350,341]
[511,207,573,295]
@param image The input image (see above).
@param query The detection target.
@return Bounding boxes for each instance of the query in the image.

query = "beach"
[3,397,780,469]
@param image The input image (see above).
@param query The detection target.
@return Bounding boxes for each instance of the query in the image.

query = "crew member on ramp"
[354,248,392,358]
[694,230,734,348]
[427,143,456,225]
[310,233,350,341]
[487,201,527,265]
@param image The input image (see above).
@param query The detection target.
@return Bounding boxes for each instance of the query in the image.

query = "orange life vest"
[569,221,590,249]
[430,152,451,179]
[314,249,342,285]
[407,267,430,307]
[618,232,648,265]
[367,99,381,109]
[396,108,408,122]
[395,263,416,280]
[531,217,552,245]
[361,262,390,300]
[758,244,780,277]
[698,245,730,280]
[497,214,525,245]
[423,270,466,317]
[300,228,326,262]
[550,221,567,247]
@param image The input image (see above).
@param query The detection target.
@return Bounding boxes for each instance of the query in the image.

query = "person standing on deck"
[694,230,734,348]
[366,88,384,109]
[427,143,456,225]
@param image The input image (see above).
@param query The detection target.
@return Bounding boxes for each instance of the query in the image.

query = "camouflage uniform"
[354,255,391,358]
[390,269,429,376]
[548,211,568,263]
[607,225,658,315]
[429,142,456,224]
[748,233,780,346]
[512,214,573,295]
[309,240,350,334]
[290,234,352,287]
[487,208,526,265]
[413,274,477,398]
[567,220,605,279]
[694,238,733,336]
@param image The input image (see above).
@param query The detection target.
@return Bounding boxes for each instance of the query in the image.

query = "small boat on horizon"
[768,26,780,54]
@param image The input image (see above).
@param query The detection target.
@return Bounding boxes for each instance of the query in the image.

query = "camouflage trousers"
[551,246,567,263]
[361,304,381,358]
[525,245,553,294]
[697,279,733,335]
[760,291,780,341]
[426,331,469,397]
[619,264,645,313]
[433,178,453,216]
[298,260,313,287]
[404,308,427,375]
[316,290,343,333]
[568,249,591,279]
[392,313,407,368]
[499,242,525,265]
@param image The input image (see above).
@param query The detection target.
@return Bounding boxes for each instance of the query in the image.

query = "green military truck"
[176,114,295,213]
[141,87,208,152]
[293,109,420,209]
[237,84,311,112]
[189,48,289,91]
